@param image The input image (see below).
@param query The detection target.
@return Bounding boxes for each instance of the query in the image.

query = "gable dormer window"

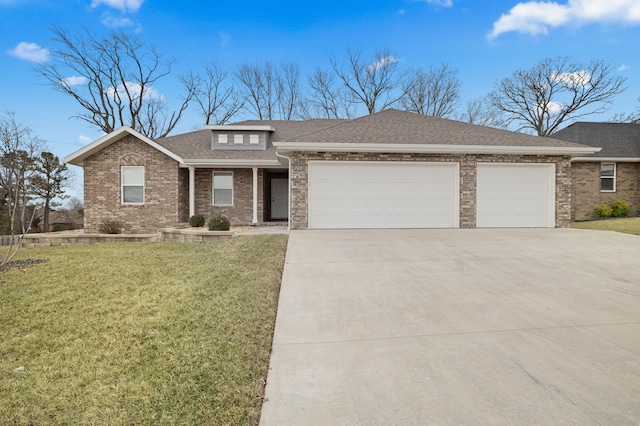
[234,134,243,144]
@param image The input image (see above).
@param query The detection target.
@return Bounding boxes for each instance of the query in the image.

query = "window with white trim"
[218,134,228,144]
[213,171,233,205]
[234,134,243,144]
[250,134,259,144]
[600,163,615,192]
[122,166,144,204]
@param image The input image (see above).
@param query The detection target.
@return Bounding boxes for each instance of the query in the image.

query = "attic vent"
[250,134,259,144]
[218,134,228,144]
[234,134,243,144]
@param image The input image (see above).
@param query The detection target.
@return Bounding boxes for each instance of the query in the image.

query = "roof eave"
[273,142,601,156]
[64,126,184,166]
[572,156,640,162]
[181,159,284,168]
[204,125,276,132]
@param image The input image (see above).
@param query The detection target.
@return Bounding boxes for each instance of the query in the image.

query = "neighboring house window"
[234,134,244,144]
[600,163,616,192]
[122,166,144,204]
[218,134,228,144]
[213,171,233,205]
[250,134,259,144]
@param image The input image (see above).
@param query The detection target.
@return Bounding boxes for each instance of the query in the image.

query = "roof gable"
[64,126,184,166]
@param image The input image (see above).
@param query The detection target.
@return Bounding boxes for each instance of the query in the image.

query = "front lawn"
[571,217,640,236]
[0,235,288,425]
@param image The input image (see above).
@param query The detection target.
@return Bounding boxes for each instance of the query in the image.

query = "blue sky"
[2,0,640,196]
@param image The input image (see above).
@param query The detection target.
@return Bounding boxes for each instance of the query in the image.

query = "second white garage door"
[476,163,555,228]
[308,161,459,229]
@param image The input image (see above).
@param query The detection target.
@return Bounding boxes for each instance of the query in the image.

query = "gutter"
[274,149,292,231]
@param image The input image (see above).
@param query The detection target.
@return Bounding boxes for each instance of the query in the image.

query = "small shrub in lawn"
[189,214,206,227]
[98,219,124,234]
[610,198,630,217]
[595,203,612,218]
[208,214,230,231]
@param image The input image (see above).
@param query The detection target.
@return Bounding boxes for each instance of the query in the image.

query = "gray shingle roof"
[552,122,640,158]
[155,109,590,163]
[281,109,586,147]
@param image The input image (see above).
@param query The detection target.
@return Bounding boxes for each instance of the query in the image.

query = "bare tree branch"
[400,63,461,118]
[330,48,405,114]
[190,63,244,125]
[36,26,195,138]
[488,57,627,136]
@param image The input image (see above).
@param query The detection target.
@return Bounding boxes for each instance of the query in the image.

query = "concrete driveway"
[259,229,640,425]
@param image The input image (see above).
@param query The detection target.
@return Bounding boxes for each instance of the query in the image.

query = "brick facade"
[83,135,182,233]
[571,161,640,220]
[288,152,572,230]
[193,168,265,225]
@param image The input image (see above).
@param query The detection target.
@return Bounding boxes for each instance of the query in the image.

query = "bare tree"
[458,97,507,128]
[400,63,461,118]
[0,113,44,265]
[307,69,354,119]
[235,60,280,120]
[235,60,307,120]
[37,26,197,138]
[488,57,626,136]
[190,63,243,125]
[277,61,306,120]
[330,48,405,114]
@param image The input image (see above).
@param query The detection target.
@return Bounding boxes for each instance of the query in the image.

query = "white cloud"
[367,56,400,73]
[90,0,144,13]
[61,76,88,87]
[546,101,565,114]
[105,81,162,102]
[7,41,49,63]
[618,64,630,71]
[489,0,640,39]
[78,135,92,145]
[552,70,592,87]
[102,14,134,28]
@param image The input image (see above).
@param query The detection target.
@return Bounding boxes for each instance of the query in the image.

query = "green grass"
[0,235,288,425]
[571,217,640,236]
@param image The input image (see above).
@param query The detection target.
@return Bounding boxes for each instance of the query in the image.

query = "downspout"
[275,149,292,231]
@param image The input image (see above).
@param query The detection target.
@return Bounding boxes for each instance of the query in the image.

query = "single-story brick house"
[64,109,597,233]
[552,122,640,220]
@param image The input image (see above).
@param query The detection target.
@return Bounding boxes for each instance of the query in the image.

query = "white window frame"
[121,166,145,205]
[600,163,616,192]
[218,134,228,144]
[234,134,244,144]
[249,134,259,144]
[213,171,234,206]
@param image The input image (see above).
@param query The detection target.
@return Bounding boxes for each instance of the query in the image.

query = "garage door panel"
[477,164,555,228]
[308,161,459,229]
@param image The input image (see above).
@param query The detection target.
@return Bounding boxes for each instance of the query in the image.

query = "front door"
[271,178,288,220]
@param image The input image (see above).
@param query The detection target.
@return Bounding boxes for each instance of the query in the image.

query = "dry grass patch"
[0,235,288,425]
[571,217,640,236]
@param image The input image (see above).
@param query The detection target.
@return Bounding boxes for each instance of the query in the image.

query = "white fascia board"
[204,125,276,132]
[571,157,640,162]
[181,159,283,168]
[273,142,601,156]
[64,126,184,166]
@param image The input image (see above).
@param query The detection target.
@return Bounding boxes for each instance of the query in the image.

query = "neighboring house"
[64,109,596,233]
[552,122,640,220]
[36,209,84,232]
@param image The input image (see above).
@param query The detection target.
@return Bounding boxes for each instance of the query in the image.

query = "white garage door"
[476,163,555,228]
[308,161,459,229]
